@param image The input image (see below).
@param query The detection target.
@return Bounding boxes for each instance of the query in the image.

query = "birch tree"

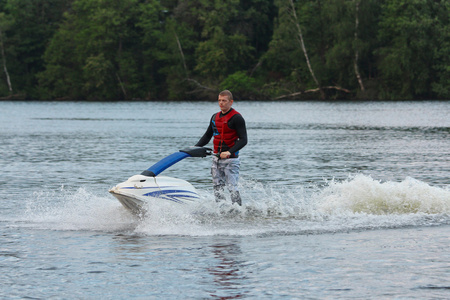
[353,0,364,92]
[0,13,12,93]
[288,0,324,99]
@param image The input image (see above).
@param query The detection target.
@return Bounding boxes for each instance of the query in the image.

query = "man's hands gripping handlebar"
[215,151,232,159]
[181,146,232,159]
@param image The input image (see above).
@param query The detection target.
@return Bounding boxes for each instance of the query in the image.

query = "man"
[195,90,247,205]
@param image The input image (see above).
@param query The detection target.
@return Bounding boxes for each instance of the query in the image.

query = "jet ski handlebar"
[179,146,212,157]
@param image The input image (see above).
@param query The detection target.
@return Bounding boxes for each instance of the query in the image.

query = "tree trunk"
[288,0,324,99]
[275,86,351,100]
[0,29,12,92]
[117,38,127,99]
[175,32,216,95]
[116,73,127,99]
[174,32,188,77]
[354,0,365,92]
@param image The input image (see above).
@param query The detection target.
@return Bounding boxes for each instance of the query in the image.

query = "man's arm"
[228,114,247,154]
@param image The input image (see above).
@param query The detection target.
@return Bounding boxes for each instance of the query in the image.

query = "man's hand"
[219,151,231,159]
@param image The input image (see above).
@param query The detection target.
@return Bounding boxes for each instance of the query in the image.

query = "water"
[1,100,449,299]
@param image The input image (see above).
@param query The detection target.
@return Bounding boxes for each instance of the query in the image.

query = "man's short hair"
[219,90,233,100]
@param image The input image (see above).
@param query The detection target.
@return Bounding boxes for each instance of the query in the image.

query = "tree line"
[0,0,449,100]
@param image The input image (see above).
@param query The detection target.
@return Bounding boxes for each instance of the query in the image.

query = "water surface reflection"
[208,240,249,299]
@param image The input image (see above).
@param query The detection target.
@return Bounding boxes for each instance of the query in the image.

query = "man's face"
[218,95,233,113]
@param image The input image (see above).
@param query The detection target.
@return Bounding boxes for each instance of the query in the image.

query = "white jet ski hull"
[109,174,199,214]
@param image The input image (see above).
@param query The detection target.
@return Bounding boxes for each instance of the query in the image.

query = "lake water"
[1,100,449,299]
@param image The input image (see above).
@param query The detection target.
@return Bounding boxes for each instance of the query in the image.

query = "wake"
[18,175,450,236]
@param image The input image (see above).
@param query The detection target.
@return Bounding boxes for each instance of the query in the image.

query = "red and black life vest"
[212,109,240,154]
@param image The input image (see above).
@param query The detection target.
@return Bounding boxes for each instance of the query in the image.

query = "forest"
[0,0,449,101]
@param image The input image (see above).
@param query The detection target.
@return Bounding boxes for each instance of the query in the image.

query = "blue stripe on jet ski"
[120,186,189,190]
[120,186,159,189]
[143,190,199,203]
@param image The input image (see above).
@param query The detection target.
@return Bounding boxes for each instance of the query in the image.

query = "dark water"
[1,101,449,299]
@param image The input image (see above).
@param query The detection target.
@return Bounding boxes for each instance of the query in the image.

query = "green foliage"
[376,0,448,99]
[220,71,257,99]
[0,11,14,93]
[195,30,254,82]
[263,0,308,90]
[2,0,71,98]
[430,1,450,99]
[38,0,164,100]
[1,0,449,100]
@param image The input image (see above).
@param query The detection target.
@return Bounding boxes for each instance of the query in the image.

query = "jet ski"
[109,146,212,214]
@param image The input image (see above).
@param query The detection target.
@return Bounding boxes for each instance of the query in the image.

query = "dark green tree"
[0,11,13,95]
[159,0,273,100]
[263,0,331,99]
[430,1,450,99]
[376,0,446,99]
[38,0,164,100]
[2,0,448,100]
[262,0,308,98]
[3,0,72,98]
[322,0,382,98]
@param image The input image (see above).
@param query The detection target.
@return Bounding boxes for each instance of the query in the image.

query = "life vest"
[212,109,240,154]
